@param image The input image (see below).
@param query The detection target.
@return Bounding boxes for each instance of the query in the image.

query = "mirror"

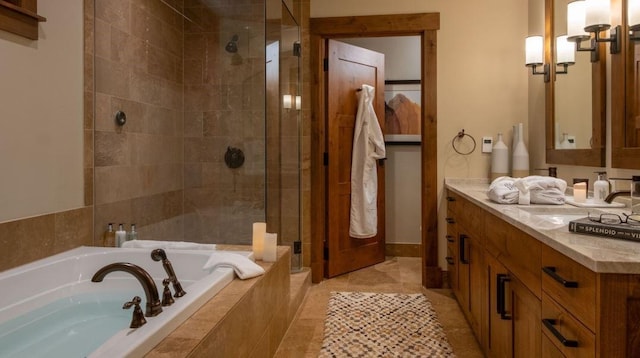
[612,0,640,169]
[546,0,606,166]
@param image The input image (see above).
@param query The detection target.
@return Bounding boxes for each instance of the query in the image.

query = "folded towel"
[487,176,567,205]
[487,176,519,204]
[121,240,217,251]
[514,178,531,205]
[202,252,265,280]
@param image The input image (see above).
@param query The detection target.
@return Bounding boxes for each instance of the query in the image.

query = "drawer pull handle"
[542,266,578,288]
[496,274,511,320]
[542,319,579,348]
[446,217,455,224]
[446,235,455,243]
[445,256,454,265]
[459,234,469,264]
[446,196,456,202]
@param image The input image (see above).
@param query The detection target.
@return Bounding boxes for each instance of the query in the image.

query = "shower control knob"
[225,146,245,169]
[115,111,127,126]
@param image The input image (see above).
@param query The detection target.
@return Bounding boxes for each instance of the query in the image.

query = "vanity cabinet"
[445,192,485,343]
[445,188,640,357]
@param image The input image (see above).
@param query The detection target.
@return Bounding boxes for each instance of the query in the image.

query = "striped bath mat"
[320,291,456,357]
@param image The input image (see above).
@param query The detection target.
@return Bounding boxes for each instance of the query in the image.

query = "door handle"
[496,273,511,320]
[445,256,454,265]
[446,196,456,202]
[542,319,579,347]
[446,217,455,224]
[542,266,578,288]
[459,234,469,264]
[446,235,455,243]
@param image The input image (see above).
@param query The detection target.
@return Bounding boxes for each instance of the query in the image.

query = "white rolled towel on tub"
[202,252,265,280]
[121,240,217,250]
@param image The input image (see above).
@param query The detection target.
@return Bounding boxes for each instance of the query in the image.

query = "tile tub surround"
[145,245,291,358]
[445,178,640,274]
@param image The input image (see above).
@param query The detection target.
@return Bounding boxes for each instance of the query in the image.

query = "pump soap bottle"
[115,223,127,247]
[103,223,115,247]
[593,171,610,204]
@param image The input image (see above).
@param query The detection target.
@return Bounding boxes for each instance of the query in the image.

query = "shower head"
[225,34,239,53]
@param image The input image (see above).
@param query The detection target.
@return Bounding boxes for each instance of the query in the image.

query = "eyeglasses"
[587,212,640,226]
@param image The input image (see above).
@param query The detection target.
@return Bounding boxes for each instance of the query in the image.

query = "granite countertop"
[445,178,640,274]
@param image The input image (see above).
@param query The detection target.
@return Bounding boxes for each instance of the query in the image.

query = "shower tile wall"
[94,0,266,244]
[182,1,266,244]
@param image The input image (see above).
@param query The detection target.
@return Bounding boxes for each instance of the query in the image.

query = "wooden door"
[325,39,385,278]
[511,275,541,357]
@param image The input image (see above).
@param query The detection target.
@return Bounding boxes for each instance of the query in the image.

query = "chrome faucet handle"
[161,278,175,306]
[123,296,147,328]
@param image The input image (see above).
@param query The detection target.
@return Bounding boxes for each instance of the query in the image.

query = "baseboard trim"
[385,243,421,257]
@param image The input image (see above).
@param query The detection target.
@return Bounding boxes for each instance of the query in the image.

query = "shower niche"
[93,0,302,269]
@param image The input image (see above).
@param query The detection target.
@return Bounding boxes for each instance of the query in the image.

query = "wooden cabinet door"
[511,275,541,357]
[486,254,512,358]
[468,228,485,341]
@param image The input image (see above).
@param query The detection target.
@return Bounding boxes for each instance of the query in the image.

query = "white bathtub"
[0,246,246,358]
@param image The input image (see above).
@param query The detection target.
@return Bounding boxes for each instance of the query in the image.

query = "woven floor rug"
[319,291,456,357]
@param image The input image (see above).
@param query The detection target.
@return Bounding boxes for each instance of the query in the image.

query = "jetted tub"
[0,246,248,357]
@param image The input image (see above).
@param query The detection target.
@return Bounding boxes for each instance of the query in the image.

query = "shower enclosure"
[93,0,302,269]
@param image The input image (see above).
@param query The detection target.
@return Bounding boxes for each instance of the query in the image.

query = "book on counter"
[568,217,640,242]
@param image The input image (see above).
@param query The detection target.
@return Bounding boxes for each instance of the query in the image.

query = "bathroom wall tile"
[84,129,94,169]
[131,190,182,228]
[184,34,206,61]
[83,0,95,55]
[145,106,179,136]
[184,59,203,85]
[184,111,203,138]
[84,53,95,94]
[54,207,93,250]
[94,92,112,131]
[111,26,148,73]
[0,214,55,272]
[203,110,243,137]
[94,19,111,62]
[95,0,131,34]
[84,168,94,207]
[84,91,94,131]
[94,166,136,204]
[95,57,131,98]
[94,130,130,167]
[148,46,181,83]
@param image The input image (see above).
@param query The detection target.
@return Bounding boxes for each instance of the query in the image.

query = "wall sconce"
[566,0,620,62]
[295,95,301,110]
[283,94,292,109]
[555,35,575,75]
[525,36,550,82]
[629,0,640,41]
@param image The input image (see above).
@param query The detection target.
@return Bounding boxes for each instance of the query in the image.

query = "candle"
[252,222,266,260]
[573,180,587,203]
[263,233,278,262]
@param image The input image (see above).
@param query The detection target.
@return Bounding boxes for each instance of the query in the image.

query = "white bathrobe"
[349,84,386,238]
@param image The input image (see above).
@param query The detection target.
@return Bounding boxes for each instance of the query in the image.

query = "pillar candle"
[263,233,278,262]
[252,222,266,260]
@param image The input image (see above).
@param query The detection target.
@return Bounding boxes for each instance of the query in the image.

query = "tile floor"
[274,257,484,357]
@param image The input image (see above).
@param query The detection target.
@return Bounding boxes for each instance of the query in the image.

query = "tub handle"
[162,278,175,306]
[123,296,147,328]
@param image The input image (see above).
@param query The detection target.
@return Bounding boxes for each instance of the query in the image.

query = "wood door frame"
[309,13,441,287]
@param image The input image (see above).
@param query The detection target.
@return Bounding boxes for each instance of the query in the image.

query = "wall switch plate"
[482,137,493,153]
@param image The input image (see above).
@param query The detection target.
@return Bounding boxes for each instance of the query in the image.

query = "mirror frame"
[612,0,640,169]
[545,0,607,167]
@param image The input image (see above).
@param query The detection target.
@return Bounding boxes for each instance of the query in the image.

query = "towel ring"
[451,129,476,156]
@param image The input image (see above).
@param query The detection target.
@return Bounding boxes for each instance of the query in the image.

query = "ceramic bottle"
[512,123,530,178]
[490,133,509,181]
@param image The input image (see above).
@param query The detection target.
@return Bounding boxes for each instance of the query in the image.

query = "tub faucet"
[605,190,631,203]
[92,262,163,317]
[151,249,186,297]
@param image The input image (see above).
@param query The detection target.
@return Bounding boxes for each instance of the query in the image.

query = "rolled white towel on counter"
[487,176,519,204]
[202,252,265,280]
[121,240,217,251]
[487,176,567,205]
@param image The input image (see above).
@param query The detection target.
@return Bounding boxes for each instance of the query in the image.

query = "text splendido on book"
[568,217,640,242]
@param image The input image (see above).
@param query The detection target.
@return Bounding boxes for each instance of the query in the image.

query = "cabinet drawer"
[485,213,541,298]
[542,246,596,331]
[462,199,485,238]
[542,292,595,358]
